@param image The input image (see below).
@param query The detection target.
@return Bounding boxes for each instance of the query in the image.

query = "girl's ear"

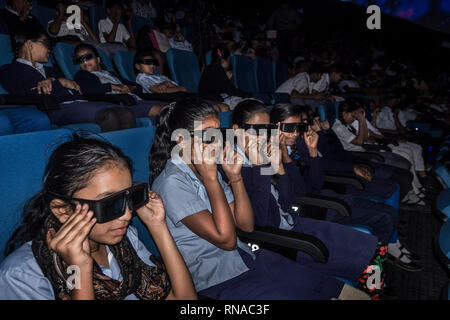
[134,63,141,72]
[50,199,73,224]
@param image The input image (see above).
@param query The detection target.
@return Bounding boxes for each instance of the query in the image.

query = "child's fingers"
[58,210,95,245]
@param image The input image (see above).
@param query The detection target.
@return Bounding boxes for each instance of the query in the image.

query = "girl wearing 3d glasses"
[270,102,422,273]
[134,51,187,94]
[0,135,196,300]
[73,43,162,118]
[230,99,392,299]
[150,98,371,300]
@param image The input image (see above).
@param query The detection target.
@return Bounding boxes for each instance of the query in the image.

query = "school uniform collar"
[5,6,31,19]
[16,58,46,78]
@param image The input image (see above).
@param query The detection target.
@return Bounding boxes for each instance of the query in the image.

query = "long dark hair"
[337,99,360,134]
[148,99,217,183]
[4,134,133,256]
[12,28,48,59]
[270,103,301,124]
[231,99,267,128]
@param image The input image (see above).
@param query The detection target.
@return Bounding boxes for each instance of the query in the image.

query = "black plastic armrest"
[236,227,329,263]
[293,194,352,217]
[351,151,385,163]
[362,143,392,152]
[82,94,137,106]
[138,92,198,102]
[324,173,365,190]
[0,94,60,110]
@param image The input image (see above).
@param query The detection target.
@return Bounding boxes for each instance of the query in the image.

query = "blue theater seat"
[166,48,201,93]
[0,125,159,263]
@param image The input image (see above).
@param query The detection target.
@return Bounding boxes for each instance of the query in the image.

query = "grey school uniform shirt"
[0,226,155,300]
[151,154,255,292]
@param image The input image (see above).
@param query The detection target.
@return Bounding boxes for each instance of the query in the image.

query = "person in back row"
[198,45,249,111]
[0,29,136,132]
[134,50,187,94]
[150,99,369,300]
[73,43,162,118]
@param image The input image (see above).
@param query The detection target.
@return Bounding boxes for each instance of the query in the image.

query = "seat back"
[0,33,14,68]
[36,5,56,30]
[52,42,80,79]
[99,126,159,255]
[89,4,108,36]
[219,111,231,128]
[0,128,73,262]
[205,50,212,66]
[132,15,155,35]
[318,102,339,126]
[231,55,259,94]
[434,163,450,189]
[113,51,136,82]
[166,48,201,93]
[255,58,276,93]
[436,189,450,220]
[439,219,450,261]
[273,61,288,89]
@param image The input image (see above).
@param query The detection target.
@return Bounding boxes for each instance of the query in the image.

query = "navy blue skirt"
[198,248,344,300]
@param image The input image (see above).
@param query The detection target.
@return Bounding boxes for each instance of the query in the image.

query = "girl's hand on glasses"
[192,139,218,182]
[46,203,96,270]
[304,128,319,155]
[137,191,166,227]
[222,141,243,180]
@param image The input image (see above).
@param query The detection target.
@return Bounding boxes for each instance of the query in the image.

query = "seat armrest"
[82,94,137,106]
[0,94,60,110]
[292,194,352,217]
[351,151,385,163]
[236,226,329,263]
[324,173,365,190]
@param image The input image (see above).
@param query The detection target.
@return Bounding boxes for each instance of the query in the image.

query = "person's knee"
[95,108,121,132]
[116,107,137,130]
[148,104,162,117]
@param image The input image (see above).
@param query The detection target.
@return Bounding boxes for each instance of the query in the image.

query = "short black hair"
[105,0,122,10]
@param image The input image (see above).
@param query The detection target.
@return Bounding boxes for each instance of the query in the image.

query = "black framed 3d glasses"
[137,58,159,66]
[49,182,149,224]
[74,53,95,65]
[280,122,308,133]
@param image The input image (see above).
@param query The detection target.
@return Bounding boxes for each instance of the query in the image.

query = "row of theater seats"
[0,0,156,46]
[2,111,449,294]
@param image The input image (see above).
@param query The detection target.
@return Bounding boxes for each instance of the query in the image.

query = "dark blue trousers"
[324,194,398,243]
[292,216,378,282]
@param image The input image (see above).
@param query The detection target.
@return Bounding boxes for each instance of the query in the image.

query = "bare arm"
[182,176,237,250]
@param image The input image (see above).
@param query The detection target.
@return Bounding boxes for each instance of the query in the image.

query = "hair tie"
[217,49,222,57]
